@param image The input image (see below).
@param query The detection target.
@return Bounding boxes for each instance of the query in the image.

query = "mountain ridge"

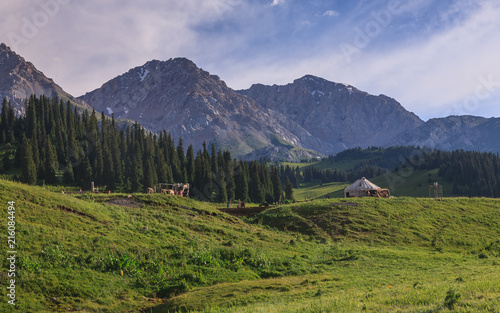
[239,74,424,153]
[2,43,499,159]
[79,57,328,159]
[0,43,90,114]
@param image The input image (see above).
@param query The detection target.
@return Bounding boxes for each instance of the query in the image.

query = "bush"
[444,288,461,309]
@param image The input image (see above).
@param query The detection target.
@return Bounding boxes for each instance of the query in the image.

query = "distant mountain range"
[1,43,499,160]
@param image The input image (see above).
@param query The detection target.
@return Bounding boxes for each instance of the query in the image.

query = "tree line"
[297,146,421,184]
[287,145,500,198]
[399,149,500,197]
[0,96,294,203]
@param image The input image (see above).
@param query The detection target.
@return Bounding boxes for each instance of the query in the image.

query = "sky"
[1,0,500,121]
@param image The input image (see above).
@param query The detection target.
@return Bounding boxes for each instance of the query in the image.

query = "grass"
[1,179,500,312]
[370,169,454,198]
[293,182,349,201]
[291,168,455,200]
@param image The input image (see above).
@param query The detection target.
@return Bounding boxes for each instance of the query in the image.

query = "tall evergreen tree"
[186,144,195,183]
[271,167,282,203]
[2,151,10,172]
[225,160,236,202]
[102,143,115,190]
[63,162,75,185]
[130,142,143,192]
[285,176,294,202]
[210,143,218,174]
[143,157,158,191]
[249,161,264,203]
[234,161,249,202]
[0,98,8,143]
[43,139,58,184]
[215,171,228,203]
[20,136,37,185]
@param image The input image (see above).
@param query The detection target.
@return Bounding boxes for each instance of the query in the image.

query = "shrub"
[444,288,461,309]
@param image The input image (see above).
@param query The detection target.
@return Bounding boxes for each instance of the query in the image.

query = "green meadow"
[1,179,499,312]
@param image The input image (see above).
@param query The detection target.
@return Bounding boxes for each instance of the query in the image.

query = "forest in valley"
[0,96,295,203]
[1,96,499,199]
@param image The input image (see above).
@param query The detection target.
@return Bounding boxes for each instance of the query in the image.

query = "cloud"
[0,0,245,95]
[215,0,500,120]
[270,0,285,7]
[323,10,340,17]
[345,1,500,119]
[0,0,498,119]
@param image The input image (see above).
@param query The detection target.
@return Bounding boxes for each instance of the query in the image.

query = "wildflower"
[388,285,393,288]
[120,270,123,276]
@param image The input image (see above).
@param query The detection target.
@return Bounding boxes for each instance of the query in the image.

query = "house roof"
[344,177,381,192]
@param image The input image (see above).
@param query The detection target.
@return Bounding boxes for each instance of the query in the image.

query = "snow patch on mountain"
[138,68,149,81]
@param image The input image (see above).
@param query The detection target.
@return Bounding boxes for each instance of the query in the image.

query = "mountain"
[0,43,89,114]
[79,58,327,159]
[3,45,498,159]
[239,75,424,154]
[390,115,500,153]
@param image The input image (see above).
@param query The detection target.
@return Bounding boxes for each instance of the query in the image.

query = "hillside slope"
[1,180,499,312]
[251,197,500,250]
[0,179,328,312]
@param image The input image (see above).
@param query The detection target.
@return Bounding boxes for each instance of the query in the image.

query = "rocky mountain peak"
[79,57,327,159]
[0,43,88,114]
[240,76,424,154]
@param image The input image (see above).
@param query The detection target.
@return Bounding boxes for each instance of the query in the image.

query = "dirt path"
[106,198,142,208]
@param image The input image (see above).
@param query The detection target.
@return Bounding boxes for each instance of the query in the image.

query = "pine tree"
[0,98,8,143]
[210,143,218,174]
[177,137,186,168]
[43,139,58,184]
[20,136,37,185]
[63,162,75,184]
[225,160,236,202]
[186,144,195,183]
[102,143,115,190]
[92,142,104,185]
[143,157,158,192]
[194,150,212,200]
[77,157,93,189]
[249,161,264,203]
[130,142,143,192]
[156,149,170,183]
[285,176,294,202]
[271,167,282,203]
[109,132,123,186]
[234,161,249,203]
[215,171,228,203]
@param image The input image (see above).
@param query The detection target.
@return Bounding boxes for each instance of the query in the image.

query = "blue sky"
[1,0,499,120]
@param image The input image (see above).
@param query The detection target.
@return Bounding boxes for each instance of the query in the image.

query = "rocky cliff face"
[80,58,326,159]
[239,75,424,154]
[390,115,500,153]
[0,43,88,114]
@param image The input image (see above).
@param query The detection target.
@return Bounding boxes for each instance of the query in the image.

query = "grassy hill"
[1,179,500,312]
